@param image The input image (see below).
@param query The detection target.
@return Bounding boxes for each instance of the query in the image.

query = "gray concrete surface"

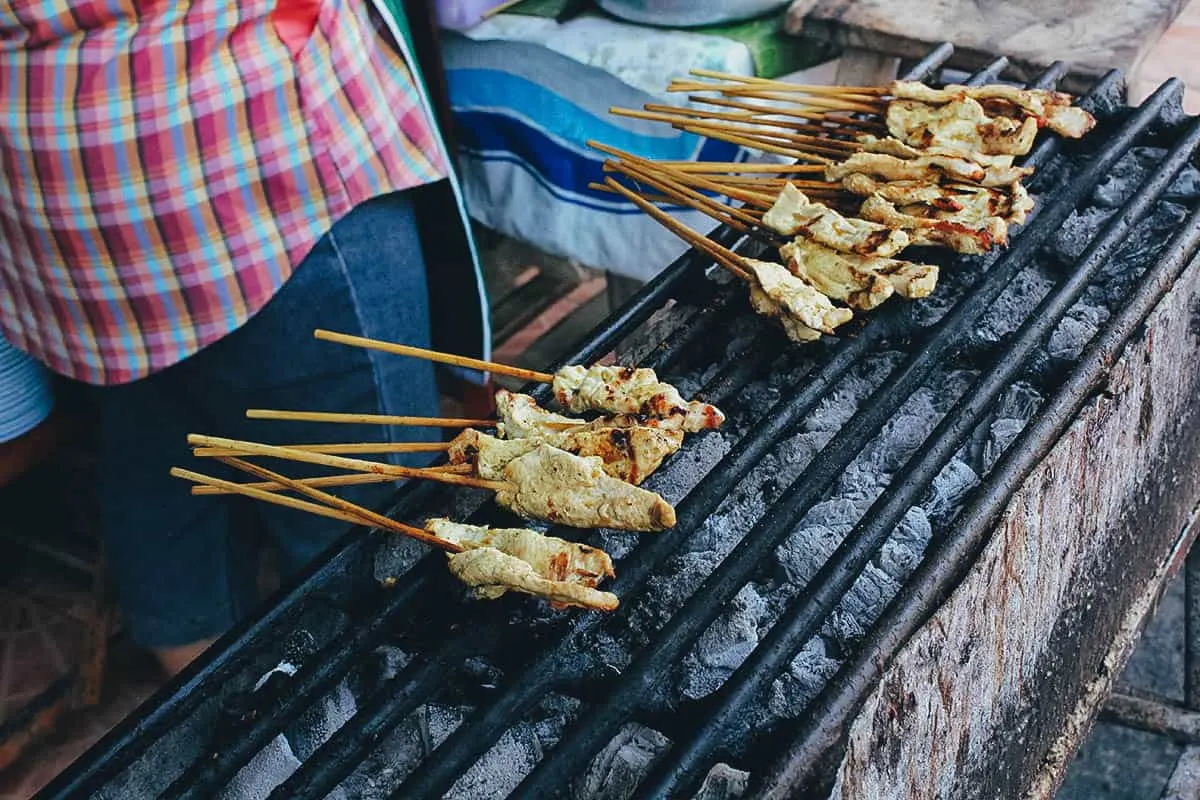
[1058,575,1186,798]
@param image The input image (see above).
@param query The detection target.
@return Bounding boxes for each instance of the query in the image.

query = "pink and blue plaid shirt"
[0,0,446,385]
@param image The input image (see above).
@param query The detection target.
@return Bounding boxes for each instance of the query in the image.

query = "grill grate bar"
[755,179,1200,800]
[505,72,1177,800]
[393,56,1077,800]
[265,319,808,800]
[159,558,453,800]
[376,50,960,800]
[636,108,1200,800]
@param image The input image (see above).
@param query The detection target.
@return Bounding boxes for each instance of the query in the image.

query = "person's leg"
[180,189,442,574]
[86,190,441,674]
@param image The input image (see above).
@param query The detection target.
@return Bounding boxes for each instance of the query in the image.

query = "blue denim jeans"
[83,191,441,648]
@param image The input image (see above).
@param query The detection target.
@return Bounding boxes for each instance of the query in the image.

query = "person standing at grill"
[0,0,489,675]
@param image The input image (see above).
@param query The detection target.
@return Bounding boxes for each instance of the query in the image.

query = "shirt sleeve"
[0,336,54,443]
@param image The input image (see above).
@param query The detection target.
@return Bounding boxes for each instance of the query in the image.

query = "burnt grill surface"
[39,45,1200,800]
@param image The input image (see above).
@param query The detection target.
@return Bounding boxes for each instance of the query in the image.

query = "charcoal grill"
[39,44,1200,799]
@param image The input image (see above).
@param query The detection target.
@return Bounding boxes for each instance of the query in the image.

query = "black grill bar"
[372,51,965,800]
[637,104,1200,800]
[394,60,1086,799]
[505,75,1176,800]
[159,558,454,800]
[754,168,1200,800]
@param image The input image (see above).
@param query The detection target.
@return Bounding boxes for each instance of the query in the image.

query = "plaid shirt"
[0,0,446,385]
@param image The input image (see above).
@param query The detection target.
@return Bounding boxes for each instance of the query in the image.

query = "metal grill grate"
[39,43,1200,800]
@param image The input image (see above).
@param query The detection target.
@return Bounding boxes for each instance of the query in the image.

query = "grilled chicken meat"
[827,152,1032,188]
[446,549,619,611]
[448,425,682,486]
[889,81,1096,139]
[494,445,676,531]
[495,388,585,439]
[887,97,1039,156]
[858,195,1005,254]
[552,365,724,432]
[762,183,909,257]
[427,517,618,610]
[780,239,938,309]
[747,282,823,343]
[855,135,1019,169]
[744,257,855,334]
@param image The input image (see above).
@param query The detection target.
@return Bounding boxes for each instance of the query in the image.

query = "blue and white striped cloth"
[0,336,53,443]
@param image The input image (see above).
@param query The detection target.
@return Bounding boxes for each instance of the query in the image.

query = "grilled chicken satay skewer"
[217,458,620,610]
[313,329,726,433]
[187,435,676,531]
[172,463,619,610]
[602,176,852,344]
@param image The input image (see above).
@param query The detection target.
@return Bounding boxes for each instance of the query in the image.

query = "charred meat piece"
[552,365,724,432]
[448,425,682,486]
[858,195,1004,255]
[886,97,1039,156]
[494,444,677,531]
[889,81,1096,138]
[762,183,910,257]
[827,152,1032,188]
[780,239,937,309]
[427,517,618,610]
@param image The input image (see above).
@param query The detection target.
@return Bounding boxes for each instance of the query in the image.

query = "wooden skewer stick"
[194,441,452,457]
[313,329,555,384]
[687,69,890,95]
[605,159,765,230]
[641,103,865,140]
[246,409,494,427]
[481,0,524,19]
[701,88,885,115]
[672,120,855,159]
[171,467,368,526]
[190,464,471,496]
[674,123,837,162]
[689,96,886,129]
[603,177,750,281]
[589,142,775,211]
[217,457,461,552]
[590,183,705,208]
[187,434,507,491]
[650,160,826,174]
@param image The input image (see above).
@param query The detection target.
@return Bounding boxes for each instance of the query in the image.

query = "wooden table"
[784,0,1189,91]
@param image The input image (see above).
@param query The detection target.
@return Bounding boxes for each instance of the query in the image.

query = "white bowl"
[595,0,790,28]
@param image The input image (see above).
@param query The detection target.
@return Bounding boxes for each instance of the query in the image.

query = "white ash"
[765,639,842,723]
[1166,162,1200,203]
[923,458,981,527]
[529,693,583,750]
[820,564,901,645]
[681,584,770,700]
[445,722,543,800]
[219,736,307,800]
[1048,302,1111,361]
[694,764,750,800]
[974,267,1057,344]
[572,723,671,800]
[1090,146,1166,209]
[874,507,933,582]
[775,498,867,588]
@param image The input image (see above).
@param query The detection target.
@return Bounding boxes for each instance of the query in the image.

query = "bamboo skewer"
[194,441,452,457]
[616,104,865,142]
[590,142,777,210]
[669,83,885,114]
[605,159,767,231]
[650,160,825,174]
[171,467,368,526]
[689,97,885,130]
[686,69,890,96]
[246,409,494,427]
[671,120,854,160]
[603,177,750,281]
[217,457,461,552]
[187,435,506,491]
[190,465,471,496]
[314,329,555,385]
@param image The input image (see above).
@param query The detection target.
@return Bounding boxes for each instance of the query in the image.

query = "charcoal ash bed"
[38,44,1200,800]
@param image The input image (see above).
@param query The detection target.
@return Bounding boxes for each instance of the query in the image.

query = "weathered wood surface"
[830,247,1200,800]
[785,0,1188,88]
